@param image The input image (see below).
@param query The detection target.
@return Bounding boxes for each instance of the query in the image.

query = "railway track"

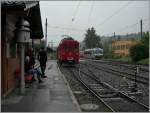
[88,59,149,72]
[80,62,149,85]
[70,67,149,112]
[69,68,114,112]
[83,58,149,72]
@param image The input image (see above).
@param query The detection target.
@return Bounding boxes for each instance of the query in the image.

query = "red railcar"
[57,38,79,65]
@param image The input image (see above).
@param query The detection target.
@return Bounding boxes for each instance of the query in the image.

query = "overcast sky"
[40,1,149,47]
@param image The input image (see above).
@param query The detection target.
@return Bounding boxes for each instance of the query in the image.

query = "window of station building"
[120,45,122,50]
[126,44,129,49]
[122,53,125,56]
[116,46,119,50]
[120,45,123,50]
[112,46,115,50]
[123,45,125,50]
[117,45,120,50]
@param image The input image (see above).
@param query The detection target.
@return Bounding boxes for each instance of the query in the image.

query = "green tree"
[130,32,149,62]
[103,40,113,58]
[141,32,149,47]
[84,27,102,49]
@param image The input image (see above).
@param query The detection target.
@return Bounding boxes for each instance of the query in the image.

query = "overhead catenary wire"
[142,18,150,21]
[142,19,149,25]
[47,18,148,38]
[142,21,149,31]
[72,0,81,22]
[95,0,133,28]
[87,0,95,28]
[118,19,149,34]
[117,18,149,32]
[102,18,149,36]
[47,25,85,31]
[101,22,139,36]
[118,21,139,33]
[66,1,81,37]
[99,22,139,36]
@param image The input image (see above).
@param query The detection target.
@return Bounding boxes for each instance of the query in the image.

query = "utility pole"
[140,19,142,39]
[45,18,47,51]
[114,32,115,40]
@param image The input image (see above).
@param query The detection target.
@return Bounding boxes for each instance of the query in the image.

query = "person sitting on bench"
[25,56,43,83]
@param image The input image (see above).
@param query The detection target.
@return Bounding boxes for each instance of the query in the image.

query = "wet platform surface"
[1,60,80,112]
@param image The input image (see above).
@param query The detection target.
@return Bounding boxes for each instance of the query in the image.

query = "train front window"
[63,44,79,51]
[63,44,73,51]
[63,45,69,51]
[95,49,103,54]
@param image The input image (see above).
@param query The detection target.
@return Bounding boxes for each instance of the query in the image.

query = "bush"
[130,32,149,62]
[137,58,149,65]
[130,43,148,62]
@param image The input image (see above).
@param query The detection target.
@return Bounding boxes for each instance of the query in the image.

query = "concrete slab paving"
[1,60,80,112]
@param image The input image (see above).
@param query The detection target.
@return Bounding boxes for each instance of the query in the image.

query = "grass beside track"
[137,58,149,65]
[104,57,131,63]
[104,57,149,65]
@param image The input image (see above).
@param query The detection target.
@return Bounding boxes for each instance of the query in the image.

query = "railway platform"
[1,60,81,112]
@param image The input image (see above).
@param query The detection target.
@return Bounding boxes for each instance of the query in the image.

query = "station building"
[1,1,43,97]
[111,39,138,57]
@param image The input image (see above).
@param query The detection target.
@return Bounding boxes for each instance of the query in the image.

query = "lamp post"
[15,18,31,94]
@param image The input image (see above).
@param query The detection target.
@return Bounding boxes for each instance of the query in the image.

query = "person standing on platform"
[38,47,47,78]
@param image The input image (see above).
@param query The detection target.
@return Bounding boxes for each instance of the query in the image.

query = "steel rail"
[81,62,149,85]
[69,68,115,112]
[86,59,149,72]
[73,67,149,111]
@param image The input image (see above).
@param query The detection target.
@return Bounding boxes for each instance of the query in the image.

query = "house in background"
[111,39,138,57]
[1,1,43,97]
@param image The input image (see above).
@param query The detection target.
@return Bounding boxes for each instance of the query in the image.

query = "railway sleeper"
[103,97,122,102]
[126,90,143,97]
[99,93,118,98]
[94,88,115,94]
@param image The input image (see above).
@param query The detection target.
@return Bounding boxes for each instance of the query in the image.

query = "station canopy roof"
[2,1,44,39]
